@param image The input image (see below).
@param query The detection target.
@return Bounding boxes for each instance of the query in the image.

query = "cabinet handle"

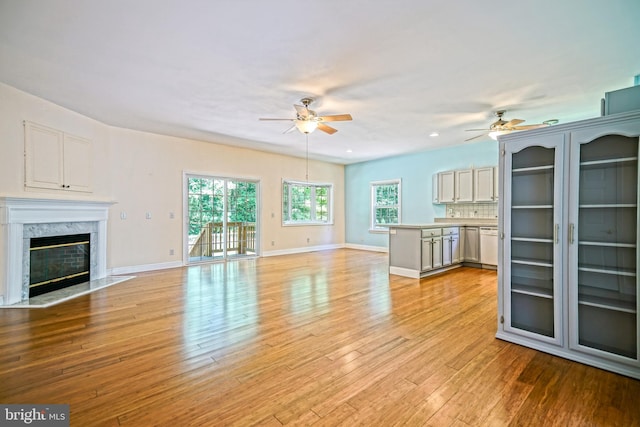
[569,223,575,244]
[554,224,559,244]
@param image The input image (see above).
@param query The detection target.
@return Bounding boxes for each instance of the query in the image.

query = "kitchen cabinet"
[455,169,473,202]
[432,174,439,203]
[474,167,496,202]
[24,121,92,192]
[463,226,480,263]
[421,228,442,271]
[437,171,455,203]
[442,227,460,266]
[389,225,461,278]
[434,166,497,204]
[498,110,640,379]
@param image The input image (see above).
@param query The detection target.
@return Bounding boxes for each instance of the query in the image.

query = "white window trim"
[370,178,402,233]
[282,179,334,226]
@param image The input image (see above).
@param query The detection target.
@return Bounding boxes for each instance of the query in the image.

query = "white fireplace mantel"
[0,197,113,305]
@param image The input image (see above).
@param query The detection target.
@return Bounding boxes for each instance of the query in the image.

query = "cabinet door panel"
[432,238,443,269]
[474,167,494,202]
[421,239,433,271]
[502,134,564,345]
[464,227,479,262]
[25,122,64,190]
[451,235,460,264]
[569,130,640,362]
[455,169,473,202]
[63,134,92,192]
[438,171,455,203]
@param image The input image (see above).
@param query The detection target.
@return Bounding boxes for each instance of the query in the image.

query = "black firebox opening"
[29,233,90,298]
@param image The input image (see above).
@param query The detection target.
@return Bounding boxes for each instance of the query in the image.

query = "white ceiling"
[1,0,639,164]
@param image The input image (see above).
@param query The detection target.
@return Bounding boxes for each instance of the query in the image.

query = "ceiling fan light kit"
[465,110,559,141]
[260,98,352,135]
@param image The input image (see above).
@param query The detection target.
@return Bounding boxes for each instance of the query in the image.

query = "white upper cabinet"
[437,171,455,203]
[434,166,498,204]
[474,167,495,202]
[455,169,473,202]
[24,121,92,192]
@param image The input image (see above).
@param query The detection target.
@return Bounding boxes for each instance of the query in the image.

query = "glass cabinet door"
[503,135,565,345]
[569,133,639,362]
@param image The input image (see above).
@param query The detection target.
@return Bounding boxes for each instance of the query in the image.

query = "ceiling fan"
[259,98,352,135]
[465,110,558,141]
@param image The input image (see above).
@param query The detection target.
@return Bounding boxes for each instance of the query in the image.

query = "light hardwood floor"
[1,249,639,426]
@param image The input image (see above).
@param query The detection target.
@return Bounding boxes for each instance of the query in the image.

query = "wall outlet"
[169,212,175,219]
[169,249,174,256]
[306,237,310,243]
[271,241,275,246]
[146,212,152,219]
[120,211,127,220]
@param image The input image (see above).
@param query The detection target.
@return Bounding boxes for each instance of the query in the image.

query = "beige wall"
[0,83,345,272]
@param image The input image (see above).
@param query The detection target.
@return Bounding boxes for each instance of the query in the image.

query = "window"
[283,180,333,225]
[371,179,401,231]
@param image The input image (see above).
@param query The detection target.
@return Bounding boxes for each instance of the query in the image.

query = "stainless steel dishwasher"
[479,227,498,266]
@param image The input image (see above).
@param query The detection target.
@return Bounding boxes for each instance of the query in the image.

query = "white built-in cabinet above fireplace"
[24,121,92,193]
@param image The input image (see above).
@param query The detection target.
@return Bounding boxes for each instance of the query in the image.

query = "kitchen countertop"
[389,219,497,229]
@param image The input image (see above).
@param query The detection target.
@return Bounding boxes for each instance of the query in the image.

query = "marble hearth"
[0,197,113,305]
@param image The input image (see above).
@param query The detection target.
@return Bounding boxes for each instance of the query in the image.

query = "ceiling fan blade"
[283,124,297,134]
[259,118,294,121]
[465,133,489,142]
[318,114,353,122]
[294,104,309,118]
[465,128,490,132]
[505,119,525,127]
[317,123,338,134]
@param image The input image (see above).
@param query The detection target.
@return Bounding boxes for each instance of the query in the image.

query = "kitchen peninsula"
[388,219,498,278]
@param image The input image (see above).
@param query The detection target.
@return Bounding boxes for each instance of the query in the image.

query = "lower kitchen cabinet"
[463,226,480,263]
[389,225,461,278]
[442,227,460,266]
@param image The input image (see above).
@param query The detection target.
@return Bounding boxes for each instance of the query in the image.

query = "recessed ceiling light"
[346,149,353,153]
[429,132,439,137]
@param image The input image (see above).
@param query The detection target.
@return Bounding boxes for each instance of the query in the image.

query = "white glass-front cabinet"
[498,110,640,379]
[568,124,639,363]
[502,134,565,346]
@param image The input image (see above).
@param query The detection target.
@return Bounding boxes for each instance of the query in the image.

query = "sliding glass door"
[187,175,259,263]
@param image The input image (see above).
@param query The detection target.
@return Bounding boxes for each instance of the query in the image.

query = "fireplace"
[0,197,112,305]
[29,233,91,297]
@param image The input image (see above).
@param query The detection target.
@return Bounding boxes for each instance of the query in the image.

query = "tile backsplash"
[444,203,498,219]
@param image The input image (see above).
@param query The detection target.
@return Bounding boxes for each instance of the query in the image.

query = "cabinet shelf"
[579,204,637,209]
[578,285,636,313]
[512,258,553,268]
[512,165,554,173]
[579,241,636,248]
[511,277,553,299]
[512,205,553,209]
[578,265,636,277]
[580,156,638,167]
[512,237,553,243]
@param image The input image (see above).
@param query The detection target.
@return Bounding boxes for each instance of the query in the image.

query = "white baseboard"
[109,260,183,275]
[109,244,387,272]
[262,243,344,257]
[344,243,388,253]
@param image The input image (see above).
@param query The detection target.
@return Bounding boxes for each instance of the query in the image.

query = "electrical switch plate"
[146,212,152,219]
[120,212,127,220]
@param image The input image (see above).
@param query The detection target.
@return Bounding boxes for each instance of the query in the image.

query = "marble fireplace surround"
[0,197,112,305]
